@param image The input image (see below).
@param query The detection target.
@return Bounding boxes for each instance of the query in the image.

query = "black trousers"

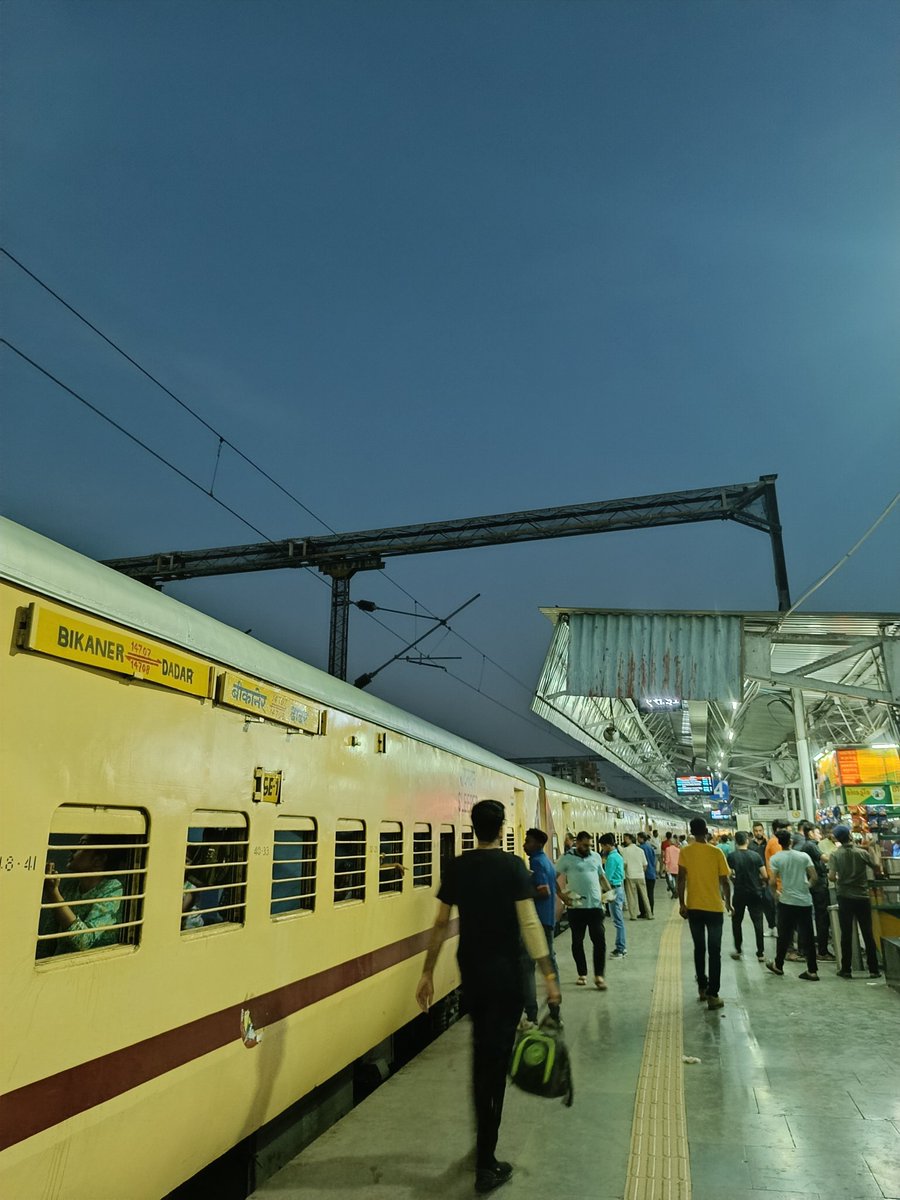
[732,892,765,956]
[761,886,777,930]
[467,989,521,1169]
[646,878,656,913]
[775,903,816,973]
[568,907,606,977]
[798,887,830,956]
[837,896,880,975]
[687,911,723,997]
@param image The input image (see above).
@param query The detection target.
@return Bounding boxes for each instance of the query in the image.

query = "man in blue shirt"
[555,831,612,989]
[599,834,627,957]
[637,831,657,916]
[521,828,560,1023]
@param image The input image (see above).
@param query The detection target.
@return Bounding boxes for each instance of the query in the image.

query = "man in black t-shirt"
[416,800,560,1195]
[795,821,833,961]
[726,831,767,960]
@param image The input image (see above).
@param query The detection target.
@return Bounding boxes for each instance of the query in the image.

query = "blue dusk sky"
[2,1,898,789]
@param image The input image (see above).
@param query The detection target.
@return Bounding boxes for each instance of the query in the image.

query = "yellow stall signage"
[22,602,212,698]
[218,670,322,733]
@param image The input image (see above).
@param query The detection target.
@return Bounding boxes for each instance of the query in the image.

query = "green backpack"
[508,1011,574,1106]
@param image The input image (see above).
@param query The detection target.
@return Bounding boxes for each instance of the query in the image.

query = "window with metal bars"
[505,830,516,854]
[270,817,317,916]
[439,824,455,877]
[461,826,475,852]
[412,823,432,888]
[183,812,249,931]
[36,806,148,960]
[334,820,366,903]
[379,822,404,893]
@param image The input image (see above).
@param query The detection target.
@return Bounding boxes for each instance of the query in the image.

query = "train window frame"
[270,816,317,919]
[439,824,455,877]
[505,829,515,854]
[183,810,250,934]
[36,805,149,964]
[461,826,475,852]
[378,821,404,895]
[412,822,433,888]
[334,819,366,905]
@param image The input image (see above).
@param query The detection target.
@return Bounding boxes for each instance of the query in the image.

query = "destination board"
[22,602,212,698]
[675,774,714,795]
[218,670,322,733]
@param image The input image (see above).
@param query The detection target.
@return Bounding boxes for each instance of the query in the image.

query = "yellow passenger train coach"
[0,518,683,1199]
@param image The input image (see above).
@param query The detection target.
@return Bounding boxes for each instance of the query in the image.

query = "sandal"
[594,976,608,990]
[576,977,587,986]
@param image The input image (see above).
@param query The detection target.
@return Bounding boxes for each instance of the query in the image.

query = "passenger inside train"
[37,834,127,957]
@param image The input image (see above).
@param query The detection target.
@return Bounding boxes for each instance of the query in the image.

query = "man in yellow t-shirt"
[678,817,732,1011]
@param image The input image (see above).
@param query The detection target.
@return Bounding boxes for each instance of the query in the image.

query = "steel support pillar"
[326,568,356,681]
[791,687,817,821]
[761,475,792,612]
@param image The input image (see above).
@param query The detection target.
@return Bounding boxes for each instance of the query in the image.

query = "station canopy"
[532,609,900,813]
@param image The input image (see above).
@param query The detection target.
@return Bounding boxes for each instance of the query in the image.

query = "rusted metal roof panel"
[566,612,742,704]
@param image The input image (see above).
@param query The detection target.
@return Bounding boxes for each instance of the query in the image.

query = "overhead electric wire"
[2,251,580,748]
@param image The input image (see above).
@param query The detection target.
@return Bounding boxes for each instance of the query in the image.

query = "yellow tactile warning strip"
[623,905,690,1200]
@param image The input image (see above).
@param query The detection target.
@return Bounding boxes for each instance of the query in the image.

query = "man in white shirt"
[766,831,819,981]
[620,833,653,920]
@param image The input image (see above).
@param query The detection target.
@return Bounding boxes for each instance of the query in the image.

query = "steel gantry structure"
[104,475,791,681]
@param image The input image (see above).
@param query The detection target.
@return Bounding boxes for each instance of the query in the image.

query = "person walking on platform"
[765,831,819,981]
[727,832,767,961]
[416,799,561,1194]
[520,828,559,1025]
[678,817,732,1010]
[555,831,611,989]
[795,821,833,962]
[637,831,657,914]
[829,824,883,980]
[599,834,627,956]
[621,833,652,919]
[663,835,680,898]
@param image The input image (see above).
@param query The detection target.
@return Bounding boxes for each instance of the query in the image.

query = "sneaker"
[611,948,626,958]
[837,970,853,979]
[707,996,725,1010]
[730,951,742,960]
[798,971,819,981]
[765,961,784,976]
[475,1162,513,1194]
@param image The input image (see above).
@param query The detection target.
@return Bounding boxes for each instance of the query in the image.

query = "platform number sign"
[712,779,730,804]
[253,768,283,805]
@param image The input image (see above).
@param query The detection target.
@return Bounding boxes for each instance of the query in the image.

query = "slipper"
[765,961,784,976]
[576,977,587,986]
[798,971,819,981]
[594,976,608,990]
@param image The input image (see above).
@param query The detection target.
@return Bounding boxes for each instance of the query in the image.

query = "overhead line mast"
[105,475,791,681]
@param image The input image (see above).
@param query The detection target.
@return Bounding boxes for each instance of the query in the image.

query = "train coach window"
[439,825,455,876]
[184,812,249,931]
[505,830,515,854]
[36,806,148,961]
[412,823,432,888]
[271,817,317,917]
[334,820,366,904]
[379,822,404,894]
[461,827,475,852]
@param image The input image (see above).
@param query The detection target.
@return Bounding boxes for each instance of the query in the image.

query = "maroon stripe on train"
[0,918,458,1152]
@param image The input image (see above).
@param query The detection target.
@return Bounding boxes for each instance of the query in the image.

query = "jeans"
[467,988,521,1169]
[522,923,559,1022]
[665,871,677,897]
[775,903,817,973]
[568,907,606,977]
[731,892,765,956]
[687,910,724,997]
[837,896,880,975]
[607,884,626,951]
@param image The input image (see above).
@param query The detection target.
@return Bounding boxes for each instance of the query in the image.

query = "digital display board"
[675,774,714,796]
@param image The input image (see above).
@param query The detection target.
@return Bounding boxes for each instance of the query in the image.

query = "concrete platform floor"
[251,901,900,1200]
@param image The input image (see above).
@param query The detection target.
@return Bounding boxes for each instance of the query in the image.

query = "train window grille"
[183,812,249,932]
[461,827,475,852]
[412,823,432,888]
[334,820,366,903]
[36,806,148,961]
[439,824,455,876]
[379,822,404,894]
[505,830,516,854]
[270,817,317,917]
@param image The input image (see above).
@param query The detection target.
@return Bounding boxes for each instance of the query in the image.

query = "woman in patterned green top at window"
[38,835,125,957]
